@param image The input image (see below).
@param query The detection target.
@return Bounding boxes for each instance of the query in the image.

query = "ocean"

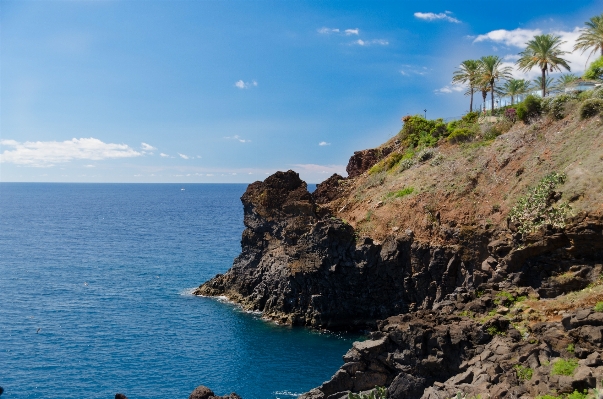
[0,183,358,399]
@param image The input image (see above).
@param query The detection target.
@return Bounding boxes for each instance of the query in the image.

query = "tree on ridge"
[498,79,530,105]
[574,14,603,62]
[452,60,481,112]
[479,55,513,112]
[517,34,571,98]
[532,76,555,97]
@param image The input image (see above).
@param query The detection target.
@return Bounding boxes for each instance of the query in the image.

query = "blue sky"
[1,0,602,183]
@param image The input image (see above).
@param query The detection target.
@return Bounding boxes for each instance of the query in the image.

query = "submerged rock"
[189,385,241,399]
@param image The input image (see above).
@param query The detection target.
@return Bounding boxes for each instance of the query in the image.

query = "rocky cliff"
[195,109,603,397]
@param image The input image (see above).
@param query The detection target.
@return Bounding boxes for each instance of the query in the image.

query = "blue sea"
[0,183,358,399]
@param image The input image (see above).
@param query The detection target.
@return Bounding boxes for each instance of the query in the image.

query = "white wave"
[179,287,197,296]
[274,391,302,398]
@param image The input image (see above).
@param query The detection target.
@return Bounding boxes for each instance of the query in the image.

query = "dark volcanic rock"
[299,307,603,399]
[115,394,127,399]
[196,171,603,331]
[189,385,241,399]
[312,173,345,205]
[346,147,393,178]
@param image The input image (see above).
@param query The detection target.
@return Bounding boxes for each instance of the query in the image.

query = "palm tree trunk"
[541,68,546,97]
[511,95,514,105]
[470,87,474,112]
[491,79,495,113]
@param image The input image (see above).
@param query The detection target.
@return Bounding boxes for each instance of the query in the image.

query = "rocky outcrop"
[300,297,603,399]
[312,174,345,205]
[196,171,603,331]
[189,386,241,399]
[346,147,394,178]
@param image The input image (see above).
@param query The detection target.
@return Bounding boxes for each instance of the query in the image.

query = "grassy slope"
[328,109,603,243]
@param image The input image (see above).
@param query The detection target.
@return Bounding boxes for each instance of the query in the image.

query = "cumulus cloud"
[160,153,169,157]
[414,11,461,23]
[178,153,190,160]
[319,141,331,146]
[474,27,591,73]
[235,80,258,89]
[353,39,389,46]
[473,28,542,48]
[224,135,251,143]
[0,138,141,167]
[345,28,359,35]
[141,142,156,151]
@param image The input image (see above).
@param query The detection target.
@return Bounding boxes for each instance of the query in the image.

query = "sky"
[1,0,602,183]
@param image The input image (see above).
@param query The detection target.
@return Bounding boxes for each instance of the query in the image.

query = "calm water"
[0,183,357,399]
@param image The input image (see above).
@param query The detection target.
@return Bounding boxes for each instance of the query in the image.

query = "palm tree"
[574,14,603,61]
[532,76,555,96]
[478,80,491,113]
[452,60,481,112]
[517,34,571,98]
[499,79,530,105]
[479,55,513,111]
[554,74,578,92]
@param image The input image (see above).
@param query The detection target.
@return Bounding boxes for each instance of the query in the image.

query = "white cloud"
[434,84,464,94]
[400,65,429,76]
[160,153,169,157]
[224,135,251,143]
[352,39,389,46]
[475,27,590,73]
[141,142,156,151]
[414,11,461,23]
[318,27,340,34]
[178,153,190,160]
[0,137,141,167]
[84,164,95,168]
[319,141,331,146]
[292,163,346,175]
[235,80,258,89]
[345,28,359,35]
[473,28,542,47]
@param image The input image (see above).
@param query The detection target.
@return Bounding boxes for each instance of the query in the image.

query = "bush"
[385,187,414,199]
[592,87,603,100]
[399,116,446,148]
[542,94,571,120]
[397,158,415,173]
[509,172,572,234]
[584,56,603,81]
[551,358,579,376]
[504,108,517,122]
[516,95,542,123]
[594,302,603,312]
[579,98,603,119]
[515,364,533,381]
[462,111,479,124]
[417,148,434,162]
[448,128,474,143]
[348,386,387,399]
[369,152,404,174]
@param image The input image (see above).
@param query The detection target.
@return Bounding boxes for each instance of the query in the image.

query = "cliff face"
[195,169,603,330]
[194,110,603,398]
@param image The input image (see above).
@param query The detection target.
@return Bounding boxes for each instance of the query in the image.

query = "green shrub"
[447,120,459,133]
[543,94,571,120]
[369,152,404,174]
[567,343,575,353]
[566,390,589,399]
[509,172,572,234]
[578,90,594,101]
[592,87,603,100]
[486,325,505,336]
[417,148,434,162]
[448,128,474,143]
[348,386,387,399]
[385,187,414,199]
[516,95,542,123]
[579,98,603,119]
[594,302,603,312]
[399,115,446,148]
[397,158,415,173]
[514,364,533,381]
[584,56,603,81]
[551,358,579,376]
[462,111,480,124]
